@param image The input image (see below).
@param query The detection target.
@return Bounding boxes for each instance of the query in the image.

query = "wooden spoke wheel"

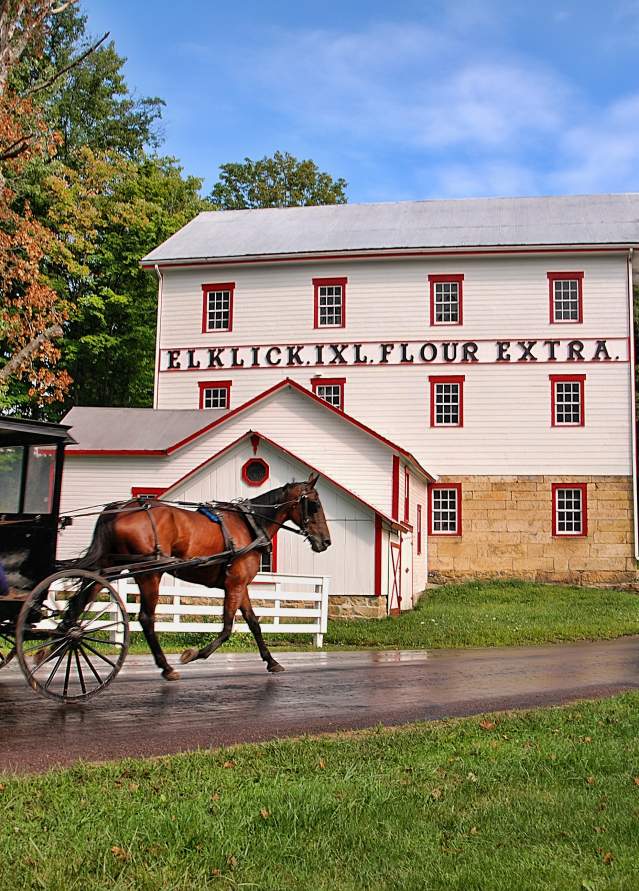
[15,569,129,703]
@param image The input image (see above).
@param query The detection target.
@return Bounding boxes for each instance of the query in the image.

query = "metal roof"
[0,415,75,446]
[141,193,639,265]
[63,407,226,452]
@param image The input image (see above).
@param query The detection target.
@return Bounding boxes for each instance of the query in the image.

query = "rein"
[61,494,313,539]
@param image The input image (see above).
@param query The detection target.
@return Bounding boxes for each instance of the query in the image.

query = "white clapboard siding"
[154,252,633,477]
[157,253,629,348]
[59,436,378,600]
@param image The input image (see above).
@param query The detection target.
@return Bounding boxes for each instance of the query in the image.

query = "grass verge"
[128,579,639,655]
[2,693,639,889]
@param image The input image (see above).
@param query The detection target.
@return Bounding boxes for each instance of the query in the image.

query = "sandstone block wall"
[428,475,637,586]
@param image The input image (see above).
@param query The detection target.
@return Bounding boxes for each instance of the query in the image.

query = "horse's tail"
[74,501,123,570]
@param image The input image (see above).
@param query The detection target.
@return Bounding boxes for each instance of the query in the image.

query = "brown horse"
[78,474,331,680]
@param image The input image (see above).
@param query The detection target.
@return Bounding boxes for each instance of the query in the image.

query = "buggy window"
[0,446,23,513]
[24,446,55,514]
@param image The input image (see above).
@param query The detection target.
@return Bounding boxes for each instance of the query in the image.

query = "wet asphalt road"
[1,637,639,773]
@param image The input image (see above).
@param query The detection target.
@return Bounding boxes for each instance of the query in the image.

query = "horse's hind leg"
[136,573,180,681]
[240,598,284,673]
[180,587,240,664]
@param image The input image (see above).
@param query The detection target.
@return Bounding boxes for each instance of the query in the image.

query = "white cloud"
[252,23,569,154]
[220,18,639,198]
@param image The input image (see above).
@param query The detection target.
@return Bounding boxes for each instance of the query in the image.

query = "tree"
[210,150,347,209]
[44,150,208,408]
[0,1,81,410]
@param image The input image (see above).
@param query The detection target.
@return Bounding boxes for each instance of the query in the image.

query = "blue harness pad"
[197,506,222,525]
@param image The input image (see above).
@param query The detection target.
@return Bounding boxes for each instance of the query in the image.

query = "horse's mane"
[248,481,298,521]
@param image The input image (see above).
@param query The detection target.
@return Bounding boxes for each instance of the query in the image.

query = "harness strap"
[143,503,164,559]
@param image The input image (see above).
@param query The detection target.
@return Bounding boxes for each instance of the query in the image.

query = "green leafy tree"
[210,150,348,209]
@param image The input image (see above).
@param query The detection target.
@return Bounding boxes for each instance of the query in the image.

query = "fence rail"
[112,572,330,648]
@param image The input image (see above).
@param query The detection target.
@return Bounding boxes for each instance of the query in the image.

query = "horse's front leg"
[180,585,241,664]
[136,573,180,681]
[240,596,285,673]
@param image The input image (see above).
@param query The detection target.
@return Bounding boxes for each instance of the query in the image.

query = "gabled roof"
[141,193,639,267]
[162,429,401,528]
[64,378,435,480]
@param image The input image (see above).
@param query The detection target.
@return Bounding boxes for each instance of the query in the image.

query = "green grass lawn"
[130,579,639,655]
[3,693,639,890]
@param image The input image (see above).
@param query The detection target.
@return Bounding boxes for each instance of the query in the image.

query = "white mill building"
[59,194,639,615]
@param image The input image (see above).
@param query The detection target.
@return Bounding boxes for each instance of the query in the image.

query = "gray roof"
[63,407,226,452]
[141,193,639,265]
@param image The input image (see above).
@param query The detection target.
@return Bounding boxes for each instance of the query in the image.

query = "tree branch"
[0,324,64,384]
[25,30,110,97]
[0,133,36,161]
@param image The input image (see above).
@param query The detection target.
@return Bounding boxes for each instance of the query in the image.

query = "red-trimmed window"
[416,504,422,555]
[428,483,462,536]
[312,377,345,410]
[242,457,269,487]
[550,374,585,427]
[548,272,583,324]
[201,282,234,332]
[259,532,278,572]
[429,375,464,427]
[198,380,232,410]
[131,487,165,499]
[313,277,346,328]
[429,274,464,326]
[552,483,587,536]
[404,468,410,522]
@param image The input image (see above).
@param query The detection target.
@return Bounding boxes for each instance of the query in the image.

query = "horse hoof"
[268,662,285,673]
[162,668,180,681]
[180,647,199,665]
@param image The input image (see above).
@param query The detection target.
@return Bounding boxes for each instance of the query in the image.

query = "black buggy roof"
[0,415,75,448]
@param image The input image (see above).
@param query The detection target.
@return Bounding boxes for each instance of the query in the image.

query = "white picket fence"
[111,572,331,648]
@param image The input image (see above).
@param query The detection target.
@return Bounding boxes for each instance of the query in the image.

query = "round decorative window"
[242,458,269,487]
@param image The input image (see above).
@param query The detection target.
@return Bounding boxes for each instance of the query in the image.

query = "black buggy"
[0,416,129,702]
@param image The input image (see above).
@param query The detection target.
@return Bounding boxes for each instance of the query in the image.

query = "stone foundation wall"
[428,475,637,586]
[328,595,387,620]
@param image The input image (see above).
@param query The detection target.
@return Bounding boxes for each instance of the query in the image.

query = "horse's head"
[288,473,331,553]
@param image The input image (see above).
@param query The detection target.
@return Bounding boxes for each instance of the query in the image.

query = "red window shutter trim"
[428,482,462,536]
[551,482,588,537]
[313,277,347,329]
[201,282,235,333]
[428,273,464,327]
[416,504,422,555]
[311,377,346,410]
[549,374,586,427]
[547,271,584,324]
[428,375,465,428]
[198,380,232,410]
[404,468,410,522]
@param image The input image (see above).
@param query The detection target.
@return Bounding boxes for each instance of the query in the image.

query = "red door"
[389,542,402,616]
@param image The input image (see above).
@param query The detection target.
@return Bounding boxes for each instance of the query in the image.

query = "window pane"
[260,549,272,572]
[555,381,581,424]
[203,387,228,409]
[318,285,343,326]
[316,384,342,408]
[434,281,459,323]
[0,446,24,513]
[434,382,460,425]
[432,488,458,533]
[556,487,583,534]
[553,280,579,321]
[206,290,231,330]
[23,446,55,514]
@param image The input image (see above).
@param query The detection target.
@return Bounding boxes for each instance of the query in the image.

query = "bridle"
[247,491,316,540]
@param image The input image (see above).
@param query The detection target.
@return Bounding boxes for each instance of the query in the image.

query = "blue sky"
[86,0,639,203]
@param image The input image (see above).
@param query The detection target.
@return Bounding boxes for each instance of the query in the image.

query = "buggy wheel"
[16,569,129,702]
